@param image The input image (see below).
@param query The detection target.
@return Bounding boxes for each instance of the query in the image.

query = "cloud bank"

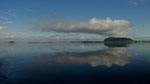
[0,26,5,30]
[33,18,132,36]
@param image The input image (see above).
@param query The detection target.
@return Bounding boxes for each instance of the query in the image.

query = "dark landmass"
[70,37,135,44]
[8,41,16,44]
[26,37,150,45]
[103,37,134,43]
[135,40,150,43]
[103,37,135,48]
[28,42,54,43]
[70,41,103,43]
[103,37,150,43]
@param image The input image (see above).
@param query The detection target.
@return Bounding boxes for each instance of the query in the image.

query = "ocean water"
[0,43,150,84]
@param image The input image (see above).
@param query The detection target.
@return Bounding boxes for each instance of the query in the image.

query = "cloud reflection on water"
[34,48,131,67]
[0,43,132,68]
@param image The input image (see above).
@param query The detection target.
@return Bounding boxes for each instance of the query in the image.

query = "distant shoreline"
[27,40,150,43]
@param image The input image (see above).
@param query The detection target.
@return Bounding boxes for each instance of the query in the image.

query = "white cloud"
[130,0,145,6]
[140,0,145,2]
[0,17,8,20]
[33,18,132,36]
[10,12,16,17]
[0,21,13,24]
[24,8,32,12]
[4,9,15,14]
[4,9,16,17]
[131,1,138,5]
[7,9,15,12]
[0,26,5,30]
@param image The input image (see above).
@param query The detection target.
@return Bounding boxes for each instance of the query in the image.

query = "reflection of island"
[34,48,131,67]
[104,42,131,47]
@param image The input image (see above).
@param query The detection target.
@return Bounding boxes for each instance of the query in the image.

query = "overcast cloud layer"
[33,18,132,36]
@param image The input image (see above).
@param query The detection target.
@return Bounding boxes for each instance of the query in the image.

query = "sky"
[0,0,150,41]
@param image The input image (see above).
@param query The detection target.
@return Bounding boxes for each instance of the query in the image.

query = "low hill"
[104,37,134,43]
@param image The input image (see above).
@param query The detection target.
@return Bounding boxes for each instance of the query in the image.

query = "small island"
[8,41,16,44]
[104,37,134,43]
[103,37,135,47]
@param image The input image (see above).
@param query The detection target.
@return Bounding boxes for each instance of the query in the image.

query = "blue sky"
[0,0,150,41]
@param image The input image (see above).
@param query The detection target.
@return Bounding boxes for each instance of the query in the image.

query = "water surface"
[0,43,150,84]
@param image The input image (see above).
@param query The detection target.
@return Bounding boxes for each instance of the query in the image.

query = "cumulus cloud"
[33,18,132,36]
[131,1,138,5]
[0,17,8,20]
[4,9,15,14]
[10,12,16,17]
[24,8,32,12]
[0,21,13,24]
[140,0,145,2]
[4,9,16,17]
[130,0,145,6]
[0,26,5,30]
[7,9,15,12]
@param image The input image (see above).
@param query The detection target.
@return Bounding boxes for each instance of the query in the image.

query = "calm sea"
[0,43,150,84]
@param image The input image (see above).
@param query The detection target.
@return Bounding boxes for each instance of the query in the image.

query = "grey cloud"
[48,34,105,40]
[33,18,132,36]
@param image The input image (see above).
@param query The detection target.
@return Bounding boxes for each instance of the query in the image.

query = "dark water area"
[0,43,150,84]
